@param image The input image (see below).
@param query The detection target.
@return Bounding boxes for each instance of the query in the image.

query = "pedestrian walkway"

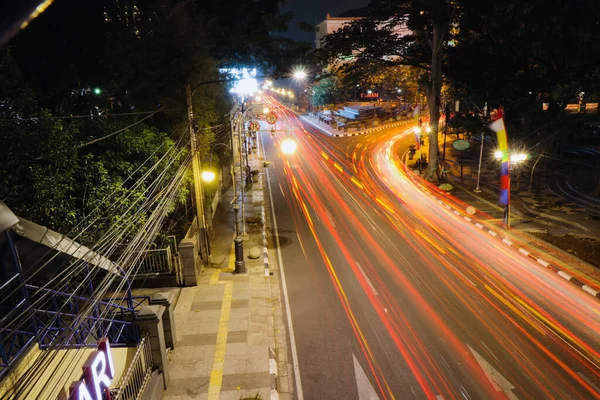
[163,138,291,399]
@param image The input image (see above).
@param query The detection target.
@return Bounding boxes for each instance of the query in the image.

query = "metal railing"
[136,248,173,274]
[112,333,154,400]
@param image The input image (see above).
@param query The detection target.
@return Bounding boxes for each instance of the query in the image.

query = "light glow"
[293,70,307,80]
[281,139,298,155]
[202,171,216,182]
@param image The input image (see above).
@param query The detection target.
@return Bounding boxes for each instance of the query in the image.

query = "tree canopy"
[313,0,600,177]
[1,0,307,243]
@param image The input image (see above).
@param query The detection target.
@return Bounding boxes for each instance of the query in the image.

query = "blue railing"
[0,229,154,381]
[0,287,150,380]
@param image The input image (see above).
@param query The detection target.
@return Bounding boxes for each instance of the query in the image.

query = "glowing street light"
[263,107,270,114]
[281,138,298,155]
[510,153,528,163]
[293,70,307,80]
[413,127,422,134]
[494,150,503,160]
[425,126,432,133]
[201,170,216,182]
[93,87,102,95]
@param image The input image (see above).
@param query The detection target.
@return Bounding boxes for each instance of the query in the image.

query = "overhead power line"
[2,109,171,121]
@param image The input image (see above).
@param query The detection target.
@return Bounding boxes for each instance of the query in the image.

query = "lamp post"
[474,132,485,192]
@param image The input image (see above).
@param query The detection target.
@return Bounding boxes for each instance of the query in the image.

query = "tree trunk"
[425,23,444,182]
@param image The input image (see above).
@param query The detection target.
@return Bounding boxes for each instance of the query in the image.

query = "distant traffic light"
[93,87,102,95]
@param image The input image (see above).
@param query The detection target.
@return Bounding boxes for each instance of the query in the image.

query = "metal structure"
[112,332,154,400]
[136,247,174,275]
[0,202,149,381]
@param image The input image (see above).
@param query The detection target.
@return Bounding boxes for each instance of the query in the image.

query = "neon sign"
[68,338,115,400]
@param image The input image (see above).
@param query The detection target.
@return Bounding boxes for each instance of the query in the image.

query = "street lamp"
[201,170,216,182]
[293,69,308,80]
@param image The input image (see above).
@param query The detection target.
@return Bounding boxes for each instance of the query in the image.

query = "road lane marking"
[333,162,344,172]
[351,176,365,190]
[468,344,519,399]
[375,197,395,214]
[448,264,477,287]
[518,248,530,256]
[265,150,305,400]
[537,259,549,267]
[484,285,547,337]
[356,261,378,296]
[577,372,600,393]
[415,228,446,255]
[353,353,381,400]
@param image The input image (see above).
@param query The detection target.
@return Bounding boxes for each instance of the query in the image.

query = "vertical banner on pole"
[488,109,510,206]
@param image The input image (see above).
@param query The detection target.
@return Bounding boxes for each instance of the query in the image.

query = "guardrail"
[112,333,154,400]
[136,248,173,274]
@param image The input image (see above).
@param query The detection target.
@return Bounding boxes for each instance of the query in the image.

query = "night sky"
[281,0,370,44]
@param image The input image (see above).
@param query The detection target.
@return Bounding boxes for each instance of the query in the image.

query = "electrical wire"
[1,109,172,121]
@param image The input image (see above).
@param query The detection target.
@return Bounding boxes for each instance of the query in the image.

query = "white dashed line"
[356,261,379,296]
[537,259,550,267]
[502,238,513,246]
[475,223,484,229]
[518,248,530,256]
[488,230,497,237]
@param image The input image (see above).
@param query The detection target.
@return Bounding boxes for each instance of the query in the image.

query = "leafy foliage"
[1,0,302,244]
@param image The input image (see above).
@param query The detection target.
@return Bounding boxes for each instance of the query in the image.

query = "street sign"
[452,139,470,151]
[266,113,277,125]
[248,120,260,132]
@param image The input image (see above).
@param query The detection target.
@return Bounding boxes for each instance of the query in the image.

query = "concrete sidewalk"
[163,138,292,399]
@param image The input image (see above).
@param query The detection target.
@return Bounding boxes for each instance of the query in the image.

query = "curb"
[299,115,413,137]
[256,145,282,400]
[430,196,600,298]
[269,347,279,400]
[401,149,600,299]
[262,199,270,277]
[314,133,600,301]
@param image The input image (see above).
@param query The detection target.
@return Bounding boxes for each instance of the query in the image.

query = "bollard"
[234,236,246,273]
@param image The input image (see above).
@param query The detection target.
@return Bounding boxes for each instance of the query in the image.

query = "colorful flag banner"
[489,117,510,205]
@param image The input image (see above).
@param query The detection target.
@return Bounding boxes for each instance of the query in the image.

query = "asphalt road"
[259,99,600,400]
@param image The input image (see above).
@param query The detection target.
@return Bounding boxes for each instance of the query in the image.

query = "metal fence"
[136,248,173,274]
[112,333,154,400]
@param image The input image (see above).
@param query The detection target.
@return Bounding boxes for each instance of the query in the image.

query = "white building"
[314,13,363,49]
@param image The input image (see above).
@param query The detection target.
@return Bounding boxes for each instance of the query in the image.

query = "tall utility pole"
[474,132,484,192]
[230,107,246,273]
[237,107,247,236]
[186,83,210,265]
